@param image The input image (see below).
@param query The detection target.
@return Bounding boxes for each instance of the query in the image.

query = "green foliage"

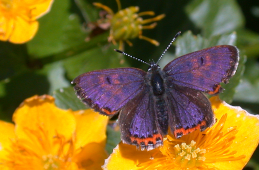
[53,86,87,110]
[1,0,259,168]
[106,126,121,154]
[186,0,244,37]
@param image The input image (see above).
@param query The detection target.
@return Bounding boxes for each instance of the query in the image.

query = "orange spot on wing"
[130,134,162,146]
[113,79,121,84]
[101,108,118,115]
[208,84,221,95]
[174,120,207,137]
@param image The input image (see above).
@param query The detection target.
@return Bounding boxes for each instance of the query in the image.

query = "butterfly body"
[72,45,239,151]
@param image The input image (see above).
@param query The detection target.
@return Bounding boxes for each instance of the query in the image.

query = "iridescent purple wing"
[119,90,163,151]
[163,45,239,95]
[165,84,214,138]
[72,68,146,116]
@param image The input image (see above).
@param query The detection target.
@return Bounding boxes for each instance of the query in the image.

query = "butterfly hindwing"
[119,89,163,151]
[72,68,146,116]
[166,84,214,138]
[163,45,239,95]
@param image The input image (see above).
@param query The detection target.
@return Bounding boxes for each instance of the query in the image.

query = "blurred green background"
[0,0,259,169]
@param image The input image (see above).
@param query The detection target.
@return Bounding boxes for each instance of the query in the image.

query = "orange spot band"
[130,134,162,146]
[174,120,207,137]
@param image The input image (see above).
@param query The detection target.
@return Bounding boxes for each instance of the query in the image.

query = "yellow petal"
[26,0,54,19]
[73,109,108,149]
[8,16,38,44]
[210,96,259,170]
[0,0,53,43]
[74,142,108,170]
[13,95,77,145]
[0,16,14,41]
[103,142,158,170]
[0,121,15,159]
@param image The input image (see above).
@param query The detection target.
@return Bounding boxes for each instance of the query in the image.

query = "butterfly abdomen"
[154,96,169,135]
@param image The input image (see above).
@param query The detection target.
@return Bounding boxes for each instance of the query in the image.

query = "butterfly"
[72,31,239,151]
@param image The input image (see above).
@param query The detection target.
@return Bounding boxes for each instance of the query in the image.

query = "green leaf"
[175,31,205,57]
[27,0,87,57]
[175,31,237,56]
[233,59,259,104]
[63,44,128,80]
[106,126,121,154]
[186,0,244,37]
[53,87,88,110]
[37,32,109,66]
[39,62,70,94]
[75,0,99,22]
[236,29,259,58]
[220,52,246,103]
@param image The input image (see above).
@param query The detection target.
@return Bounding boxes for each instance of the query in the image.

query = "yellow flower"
[0,0,54,44]
[91,0,165,50]
[0,95,108,170]
[103,96,259,170]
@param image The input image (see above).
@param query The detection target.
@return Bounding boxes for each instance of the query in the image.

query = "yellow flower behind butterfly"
[0,95,108,170]
[92,0,165,50]
[104,96,259,170]
[0,0,54,43]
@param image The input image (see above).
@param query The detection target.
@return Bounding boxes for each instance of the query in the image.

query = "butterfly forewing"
[72,68,146,116]
[163,45,239,95]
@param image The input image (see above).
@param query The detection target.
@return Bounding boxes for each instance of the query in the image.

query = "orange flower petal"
[73,109,108,149]
[74,142,108,170]
[0,95,109,169]
[0,121,15,159]
[0,0,53,43]
[8,16,38,43]
[209,96,259,170]
[0,16,14,41]
[13,95,76,144]
[103,142,158,170]
[26,0,54,19]
[104,96,259,170]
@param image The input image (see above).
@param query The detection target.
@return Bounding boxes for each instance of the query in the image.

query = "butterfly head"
[148,61,160,72]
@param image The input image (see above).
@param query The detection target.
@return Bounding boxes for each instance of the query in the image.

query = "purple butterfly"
[72,32,239,150]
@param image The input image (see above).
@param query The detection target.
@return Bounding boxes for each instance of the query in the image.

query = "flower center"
[111,6,141,41]
[174,140,206,168]
[42,154,62,170]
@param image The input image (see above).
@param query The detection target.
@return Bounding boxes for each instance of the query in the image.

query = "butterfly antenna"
[156,31,181,64]
[114,49,150,66]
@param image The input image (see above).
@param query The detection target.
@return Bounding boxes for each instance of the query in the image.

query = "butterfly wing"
[119,89,163,151]
[72,68,146,116]
[163,45,239,94]
[166,84,214,138]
